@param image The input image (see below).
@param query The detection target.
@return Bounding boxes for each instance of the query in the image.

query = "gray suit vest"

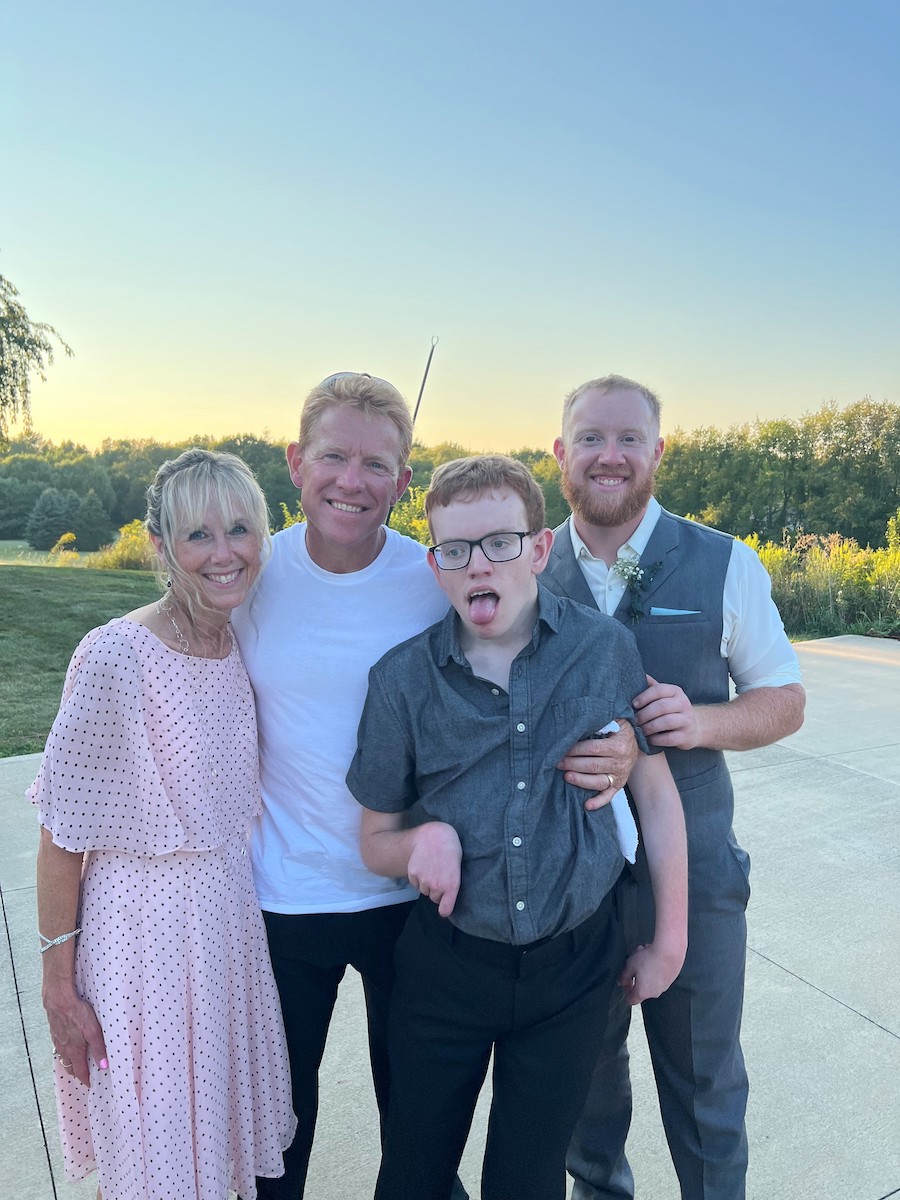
[543,509,749,901]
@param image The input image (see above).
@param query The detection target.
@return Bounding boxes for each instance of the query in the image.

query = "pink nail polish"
[99,1058,109,1070]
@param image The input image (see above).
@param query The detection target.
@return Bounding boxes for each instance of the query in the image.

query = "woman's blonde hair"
[146,448,270,621]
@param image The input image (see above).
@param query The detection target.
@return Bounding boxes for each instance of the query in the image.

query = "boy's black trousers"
[375,889,624,1200]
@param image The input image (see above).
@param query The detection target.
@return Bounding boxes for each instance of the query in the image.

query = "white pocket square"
[649,607,702,616]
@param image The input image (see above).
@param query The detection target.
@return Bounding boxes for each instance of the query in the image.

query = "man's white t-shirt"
[233,523,449,915]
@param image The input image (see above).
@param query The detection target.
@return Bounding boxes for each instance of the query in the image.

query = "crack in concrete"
[748,945,900,1040]
[1,883,59,1199]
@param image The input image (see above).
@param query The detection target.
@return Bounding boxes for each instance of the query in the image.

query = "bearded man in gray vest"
[542,375,805,1200]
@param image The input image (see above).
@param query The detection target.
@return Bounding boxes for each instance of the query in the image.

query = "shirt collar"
[434,582,565,667]
[569,495,663,563]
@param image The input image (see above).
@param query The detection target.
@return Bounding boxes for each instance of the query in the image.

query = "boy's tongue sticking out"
[468,590,499,624]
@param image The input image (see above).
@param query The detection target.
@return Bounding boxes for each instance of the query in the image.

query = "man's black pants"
[255,902,415,1199]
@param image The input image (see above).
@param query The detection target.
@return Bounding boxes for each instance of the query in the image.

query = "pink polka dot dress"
[29,618,296,1200]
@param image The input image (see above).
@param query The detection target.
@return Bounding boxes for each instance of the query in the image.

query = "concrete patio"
[2,634,898,1199]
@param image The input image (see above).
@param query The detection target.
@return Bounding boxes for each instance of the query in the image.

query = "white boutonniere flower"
[612,557,662,622]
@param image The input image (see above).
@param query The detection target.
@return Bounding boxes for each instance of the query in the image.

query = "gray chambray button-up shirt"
[347,584,653,944]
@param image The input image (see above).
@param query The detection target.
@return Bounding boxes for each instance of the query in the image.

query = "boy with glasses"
[347,455,688,1200]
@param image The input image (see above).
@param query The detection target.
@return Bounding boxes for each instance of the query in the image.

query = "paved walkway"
[2,635,898,1199]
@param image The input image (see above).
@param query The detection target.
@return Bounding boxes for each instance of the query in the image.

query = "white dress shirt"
[567,496,802,692]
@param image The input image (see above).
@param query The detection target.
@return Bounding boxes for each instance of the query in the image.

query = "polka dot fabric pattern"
[29,619,296,1200]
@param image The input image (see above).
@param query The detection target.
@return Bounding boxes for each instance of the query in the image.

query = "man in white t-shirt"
[233,372,636,1199]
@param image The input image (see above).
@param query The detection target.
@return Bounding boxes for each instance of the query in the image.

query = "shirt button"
[512,836,522,847]
[491,688,500,696]
[515,901,526,911]
[516,722,526,733]
[516,781,526,790]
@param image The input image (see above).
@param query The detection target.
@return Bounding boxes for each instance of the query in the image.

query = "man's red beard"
[560,466,655,529]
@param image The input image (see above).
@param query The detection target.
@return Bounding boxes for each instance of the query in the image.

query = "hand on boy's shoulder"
[632,674,701,750]
[408,822,463,917]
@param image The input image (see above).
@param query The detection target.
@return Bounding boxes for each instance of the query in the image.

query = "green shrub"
[49,531,80,567]
[747,532,900,638]
[89,519,156,571]
[25,486,80,549]
[278,500,304,529]
[390,486,429,545]
[72,488,113,551]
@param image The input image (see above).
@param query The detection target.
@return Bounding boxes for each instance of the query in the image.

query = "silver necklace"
[157,598,193,655]
[166,605,192,655]
[157,598,232,658]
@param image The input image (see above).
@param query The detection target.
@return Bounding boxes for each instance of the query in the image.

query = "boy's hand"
[408,822,463,917]
[557,722,638,809]
[618,941,686,1006]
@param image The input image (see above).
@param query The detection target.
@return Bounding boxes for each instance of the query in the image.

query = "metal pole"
[412,335,439,426]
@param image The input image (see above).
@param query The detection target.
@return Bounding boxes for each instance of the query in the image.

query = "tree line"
[2,397,899,553]
[659,398,900,547]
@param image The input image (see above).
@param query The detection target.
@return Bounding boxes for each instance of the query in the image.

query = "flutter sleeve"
[27,621,187,854]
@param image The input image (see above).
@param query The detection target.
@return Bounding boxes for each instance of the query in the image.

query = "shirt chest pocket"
[412,707,510,786]
[550,696,618,758]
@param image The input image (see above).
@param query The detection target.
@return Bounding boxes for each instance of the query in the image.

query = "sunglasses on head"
[320,371,393,388]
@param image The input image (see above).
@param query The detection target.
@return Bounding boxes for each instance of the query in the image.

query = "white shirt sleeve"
[722,539,802,692]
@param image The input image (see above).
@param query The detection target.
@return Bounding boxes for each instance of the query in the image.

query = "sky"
[2,0,898,455]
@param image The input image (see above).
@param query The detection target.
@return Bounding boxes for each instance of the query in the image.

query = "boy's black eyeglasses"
[429,532,538,571]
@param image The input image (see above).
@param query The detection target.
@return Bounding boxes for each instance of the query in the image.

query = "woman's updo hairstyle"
[146,448,270,617]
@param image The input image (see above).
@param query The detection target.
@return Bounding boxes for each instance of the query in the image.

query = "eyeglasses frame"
[428,530,539,571]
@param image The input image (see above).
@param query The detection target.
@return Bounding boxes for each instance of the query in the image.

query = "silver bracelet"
[39,928,82,954]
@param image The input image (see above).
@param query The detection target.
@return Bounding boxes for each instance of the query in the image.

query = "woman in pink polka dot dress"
[30,449,296,1200]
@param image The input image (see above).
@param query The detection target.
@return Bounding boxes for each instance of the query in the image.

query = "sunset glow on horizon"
[4,1,897,456]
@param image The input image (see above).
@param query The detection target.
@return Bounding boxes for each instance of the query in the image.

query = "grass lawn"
[0,539,110,567]
[0,565,160,757]
[0,539,59,565]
